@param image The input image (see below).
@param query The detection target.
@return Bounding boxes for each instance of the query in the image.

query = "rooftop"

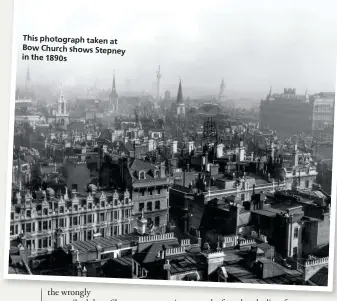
[64,234,140,254]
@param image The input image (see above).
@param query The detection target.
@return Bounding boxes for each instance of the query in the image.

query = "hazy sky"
[14,0,337,98]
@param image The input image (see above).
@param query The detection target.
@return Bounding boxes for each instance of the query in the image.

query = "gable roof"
[129,158,155,172]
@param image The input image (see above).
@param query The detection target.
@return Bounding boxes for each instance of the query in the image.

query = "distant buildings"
[259,88,335,140]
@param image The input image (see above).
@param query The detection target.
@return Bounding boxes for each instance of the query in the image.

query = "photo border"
[2,0,337,293]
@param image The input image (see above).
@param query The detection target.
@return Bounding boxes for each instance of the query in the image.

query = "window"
[149,190,153,195]
[26,210,31,218]
[25,223,31,233]
[154,170,159,178]
[157,188,161,195]
[101,201,105,207]
[155,201,160,210]
[88,202,92,210]
[100,213,105,222]
[147,202,152,212]
[113,211,118,220]
[38,221,42,231]
[114,199,118,206]
[305,180,310,188]
[59,206,64,214]
[88,214,92,223]
[125,198,129,205]
[113,225,118,236]
[99,228,105,237]
[73,233,78,242]
[139,203,144,212]
[87,231,92,241]
[49,202,52,210]
[10,212,14,220]
[72,184,78,192]
[15,225,18,234]
[43,208,48,216]
[59,218,64,228]
[141,191,145,196]
[155,216,160,227]
[73,216,78,226]
[294,227,299,238]
[10,225,14,235]
[293,247,298,257]
[241,194,245,201]
[74,205,78,211]
[43,221,48,230]
[147,218,152,225]
[139,171,145,180]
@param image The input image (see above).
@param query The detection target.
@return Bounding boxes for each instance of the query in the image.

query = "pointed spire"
[269,86,272,96]
[112,70,116,91]
[176,79,183,104]
[59,82,64,100]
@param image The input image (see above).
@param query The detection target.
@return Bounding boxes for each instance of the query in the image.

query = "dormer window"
[154,169,160,178]
[101,201,105,207]
[74,205,78,211]
[43,208,48,216]
[88,202,92,210]
[59,206,64,213]
[26,210,31,218]
[125,198,129,205]
[139,171,146,180]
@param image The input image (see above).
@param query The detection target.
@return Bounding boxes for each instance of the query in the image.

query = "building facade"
[10,188,133,258]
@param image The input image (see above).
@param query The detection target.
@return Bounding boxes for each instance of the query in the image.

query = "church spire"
[112,70,116,91]
[60,82,64,99]
[176,79,183,104]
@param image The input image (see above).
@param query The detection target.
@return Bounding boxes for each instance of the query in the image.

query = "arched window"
[101,201,105,207]
[43,208,48,216]
[59,206,64,213]
[139,171,145,180]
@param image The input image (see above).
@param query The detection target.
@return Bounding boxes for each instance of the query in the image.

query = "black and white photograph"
[4,0,337,291]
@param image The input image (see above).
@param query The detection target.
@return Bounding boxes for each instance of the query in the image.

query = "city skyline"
[15,0,337,97]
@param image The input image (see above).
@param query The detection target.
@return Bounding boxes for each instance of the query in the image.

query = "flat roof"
[66,234,140,253]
